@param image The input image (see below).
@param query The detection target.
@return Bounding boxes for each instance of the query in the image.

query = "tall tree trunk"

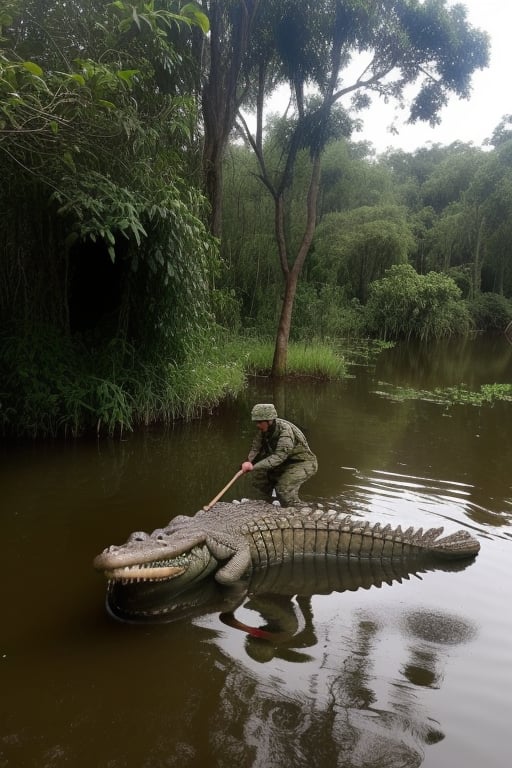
[272,270,300,377]
[202,131,225,239]
[271,153,321,377]
[201,1,260,239]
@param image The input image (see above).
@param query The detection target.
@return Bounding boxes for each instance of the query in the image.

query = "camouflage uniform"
[248,418,318,506]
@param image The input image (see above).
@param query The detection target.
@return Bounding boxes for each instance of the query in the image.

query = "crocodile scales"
[93,500,480,589]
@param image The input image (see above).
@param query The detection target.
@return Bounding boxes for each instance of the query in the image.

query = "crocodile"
[105,536,476,623]
[93,500,481,598]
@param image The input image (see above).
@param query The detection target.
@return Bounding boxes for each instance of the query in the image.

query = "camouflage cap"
[251,403,278,421]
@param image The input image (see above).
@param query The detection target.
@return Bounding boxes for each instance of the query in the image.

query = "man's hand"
[241,461,254,473]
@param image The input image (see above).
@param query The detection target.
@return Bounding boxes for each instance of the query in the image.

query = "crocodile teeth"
[110,565,185,582]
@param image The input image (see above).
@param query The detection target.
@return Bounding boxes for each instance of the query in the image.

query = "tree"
[465,138,512,297]
[220,142,277,326]
[424,202,467,273]
[0,1,222,436]
[420,143,484,213]
[319,139,394,215]
[312,205,414,302]
[0,0,213,351]
[200,0,262,237]
[235,0,489,375]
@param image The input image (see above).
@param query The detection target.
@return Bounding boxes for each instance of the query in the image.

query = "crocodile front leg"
[206,535,253,584]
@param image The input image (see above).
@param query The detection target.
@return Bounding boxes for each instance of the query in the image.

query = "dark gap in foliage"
[69,239,127,334]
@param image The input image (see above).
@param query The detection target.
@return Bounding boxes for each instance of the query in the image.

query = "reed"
[0,326,246,438]
[0,326,347,438]
[225,337,347,378]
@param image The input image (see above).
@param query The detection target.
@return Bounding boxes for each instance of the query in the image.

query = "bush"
[0,324,246,438]
[468,292,512,331]
[365,263,471,342]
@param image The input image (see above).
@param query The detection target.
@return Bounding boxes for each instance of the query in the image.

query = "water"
[1,335,511,768]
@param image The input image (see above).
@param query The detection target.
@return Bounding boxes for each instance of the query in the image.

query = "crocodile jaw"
[107,564,186,583]
[96,544,217,585]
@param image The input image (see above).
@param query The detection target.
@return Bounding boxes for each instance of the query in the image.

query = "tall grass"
[0,326,347,438]
[0,326,246,438]
[224,337,348,378]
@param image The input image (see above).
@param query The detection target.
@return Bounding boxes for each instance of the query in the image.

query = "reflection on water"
[107,550,475,626]
[196,595,478,768]
[1,334,511,768]
[375,334,512,389]
[187,559,477,767]
[105,551,480,766]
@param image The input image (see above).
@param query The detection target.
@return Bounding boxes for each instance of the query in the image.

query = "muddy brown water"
[1,335,511,768]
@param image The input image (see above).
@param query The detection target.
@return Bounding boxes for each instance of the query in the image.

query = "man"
[241,403,318,507]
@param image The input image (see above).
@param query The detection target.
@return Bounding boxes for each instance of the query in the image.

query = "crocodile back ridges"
[220,504,481,564]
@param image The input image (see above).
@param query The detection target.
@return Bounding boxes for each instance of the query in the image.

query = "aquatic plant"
[374,381,512,407]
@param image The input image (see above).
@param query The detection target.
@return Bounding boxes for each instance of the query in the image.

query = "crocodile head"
[93,516,219,589]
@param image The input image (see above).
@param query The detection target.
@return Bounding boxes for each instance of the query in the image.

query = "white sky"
[351,0,509,153]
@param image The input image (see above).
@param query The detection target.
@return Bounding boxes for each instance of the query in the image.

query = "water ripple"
[334,467,511,535]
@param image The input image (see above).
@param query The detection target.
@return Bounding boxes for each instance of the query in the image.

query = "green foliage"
[0,53,142,185]
[222,126,512,348]
[0,325,245,438]
[52,168,218,355]
[446,265,473,299]
[212,288,242,334]
[227,0,490,375]
[312,205,414,302]
[224,338,347,380]
[420,145,485,213]
[110,0,209,36]
[0,2,505,432]
[0,1,225,436]
[320,140,394,213]
[365,264,471,342]
[220,143,279,320]
[468,293,512,332]
[397,0,489,123]
[289,284,366,341]
[423,203,468,273]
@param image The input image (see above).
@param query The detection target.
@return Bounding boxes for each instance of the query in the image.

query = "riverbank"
[0,333,348,439]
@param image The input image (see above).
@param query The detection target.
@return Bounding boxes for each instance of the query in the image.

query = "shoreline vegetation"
[0,335,349,439]
[2,329,511,440]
